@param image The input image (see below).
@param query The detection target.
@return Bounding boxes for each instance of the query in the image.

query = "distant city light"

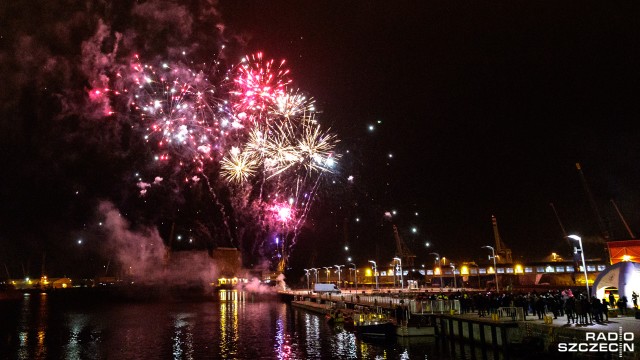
[347,257,352,262]
[412,227,418,233]
[77,239,83,245]
[392,210,397,215]
[425,242,430,247]
[368,125,375,131]
[344,246,349,251]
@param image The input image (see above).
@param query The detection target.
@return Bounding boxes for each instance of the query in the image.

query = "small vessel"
[351,309,396,338]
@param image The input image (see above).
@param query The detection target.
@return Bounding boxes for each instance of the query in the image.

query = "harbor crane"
[392,225,416,267]
[491,215,513,263]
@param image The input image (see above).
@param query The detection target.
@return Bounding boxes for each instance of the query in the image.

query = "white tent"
[592,261,640,304]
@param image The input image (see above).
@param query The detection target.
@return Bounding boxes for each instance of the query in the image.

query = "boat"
[351,310,396,338]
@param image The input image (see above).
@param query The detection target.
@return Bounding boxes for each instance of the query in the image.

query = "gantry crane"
[491,215,513,263]
[393,225,416,267]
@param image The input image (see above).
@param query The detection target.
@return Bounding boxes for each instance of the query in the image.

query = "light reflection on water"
[0,290,457,359]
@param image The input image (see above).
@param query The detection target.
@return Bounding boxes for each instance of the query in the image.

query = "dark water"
[0,290,473,359]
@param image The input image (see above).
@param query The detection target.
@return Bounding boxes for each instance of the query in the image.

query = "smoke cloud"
[97,200,218,287]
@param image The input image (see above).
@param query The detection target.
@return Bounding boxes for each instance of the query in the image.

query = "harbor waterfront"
[0,289,460,360]
[2,286,639,359]
[280,288,640,359]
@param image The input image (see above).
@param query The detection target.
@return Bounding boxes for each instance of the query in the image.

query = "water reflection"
[172,313,194,360]
[3,291,456,359]
[64,313,87,359]
[332,328,357,358]
[218,290,240,358]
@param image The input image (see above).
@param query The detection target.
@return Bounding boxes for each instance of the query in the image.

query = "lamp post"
[334,265,344,286]
[451,263,457,289]
[323,267,331,283]
[429,252,443,291]
[368,260,378,290]
[482,246,499,293]
[568,234,589,297]
[393,257,404,289]
[303,269,310,289]
[310,268,318,285]
[349,263,357,292]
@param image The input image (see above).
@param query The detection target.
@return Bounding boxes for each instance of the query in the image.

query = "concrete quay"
[283,289,640,358]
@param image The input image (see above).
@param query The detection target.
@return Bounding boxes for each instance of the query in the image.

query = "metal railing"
[496,306,525,321]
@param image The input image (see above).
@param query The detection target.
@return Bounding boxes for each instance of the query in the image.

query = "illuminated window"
[426,270,433,275]
[497,268,505,274]
[470,268,478,275]
[434,267,441,275]
[587,265,596,272]
[555,266,565,273]
[418,270,425,275]
[536,266,545,273]
[506,268,514,274]
[597,265,606,271]
[461,266,469,275]
[566,266,574,272]
[381,271,387,276]
[524,267,533,273]
[545,266,554,273]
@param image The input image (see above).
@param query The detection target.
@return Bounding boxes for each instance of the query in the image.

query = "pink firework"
[125,55,232,170]
[271,202,294,223]
[230,52,291,117]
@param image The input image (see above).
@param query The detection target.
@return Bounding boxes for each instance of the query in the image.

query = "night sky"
[0,1,638,279]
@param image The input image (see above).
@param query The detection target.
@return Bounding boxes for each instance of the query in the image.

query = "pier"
[281,290,640,359]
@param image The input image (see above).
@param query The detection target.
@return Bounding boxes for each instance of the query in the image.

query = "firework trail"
[100,51,339,271]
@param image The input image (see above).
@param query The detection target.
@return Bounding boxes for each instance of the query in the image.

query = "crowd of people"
[417,289,637,324]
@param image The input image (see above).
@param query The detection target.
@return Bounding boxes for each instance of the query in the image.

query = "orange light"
[461,266,469,275]
[515,264,523,274]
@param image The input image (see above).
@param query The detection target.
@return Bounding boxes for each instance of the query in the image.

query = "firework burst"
[103,51,339,271]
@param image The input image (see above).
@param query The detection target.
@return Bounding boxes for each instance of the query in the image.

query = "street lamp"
[393,257,403,289]
[322,267,331,283]
[429,252,444,291]
[567,234,589,297]
[334,265,344,286]
[349,263,357,292]
[303,269,310,289]
[482,246,499,293]
[368,260,378,290]
[310,268,318,284]
[450,263,457,289]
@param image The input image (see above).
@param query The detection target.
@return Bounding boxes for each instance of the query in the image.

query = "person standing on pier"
[601,297,610,322]
[608,292,616,310]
